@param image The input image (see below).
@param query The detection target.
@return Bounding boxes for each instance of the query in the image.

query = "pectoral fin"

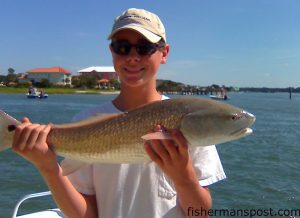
[141,131,172,140]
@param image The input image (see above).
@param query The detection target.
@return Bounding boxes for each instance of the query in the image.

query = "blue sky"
[0,0,299,88]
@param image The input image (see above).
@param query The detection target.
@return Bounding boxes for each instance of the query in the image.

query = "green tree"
[39,79,51,88]
[157,80,182,92]
[79,75,97,89]
[5,73,17,85]
[0,75,6,83]
[110,79,120,90]
[8,68,15,75]
[71,76,81,88]
[65,77,71,84]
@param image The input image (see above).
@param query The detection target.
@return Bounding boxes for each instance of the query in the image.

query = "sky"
[0,0,299,88]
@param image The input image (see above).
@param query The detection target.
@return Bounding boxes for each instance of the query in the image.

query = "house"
[27,67,72,86]
[78,66,118,81]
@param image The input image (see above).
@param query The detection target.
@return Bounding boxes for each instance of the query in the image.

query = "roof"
[97,79,110,83]
[78,66,115,73]
[17,74,27,79]
[27,67,71,75]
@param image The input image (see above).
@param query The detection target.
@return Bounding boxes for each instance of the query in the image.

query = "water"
[0,93,299,217]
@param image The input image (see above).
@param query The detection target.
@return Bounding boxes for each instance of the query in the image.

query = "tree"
[0,75,5,83]
[71,76,81,88]
[157,80,182,92]
[110,79,120,90]
[5,73,17,85]
[39,79,51,88]
[78,75,97,89]
[8,68,15,75]
[65,78,71,84]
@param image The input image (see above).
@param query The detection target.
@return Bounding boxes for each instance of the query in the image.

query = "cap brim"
[108,25,161,43]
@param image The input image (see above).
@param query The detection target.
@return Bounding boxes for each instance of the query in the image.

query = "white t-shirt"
[67,97,226,218]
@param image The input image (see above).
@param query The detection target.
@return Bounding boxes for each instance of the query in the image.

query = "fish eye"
[231,114,241,120]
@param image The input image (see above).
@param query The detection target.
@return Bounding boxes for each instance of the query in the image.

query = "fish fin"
[0,110,21,151]
[141,131,173,140]
[60,158,89,176]
[94,113,122,120]
[54,113,121,129]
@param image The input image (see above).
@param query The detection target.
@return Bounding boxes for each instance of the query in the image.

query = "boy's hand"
[144,125,198,187]
[12,117,58,172]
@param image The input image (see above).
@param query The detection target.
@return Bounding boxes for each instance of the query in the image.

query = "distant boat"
[209,94,229,100]
[26,92,48,99]
[26,88,48,99]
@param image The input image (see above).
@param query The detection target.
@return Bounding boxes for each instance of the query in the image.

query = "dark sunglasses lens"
[111,40,162,56]
[111,41,131,55]
[136,44,156,56]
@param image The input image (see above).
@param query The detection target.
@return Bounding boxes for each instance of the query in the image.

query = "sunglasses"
[110,39,165,56]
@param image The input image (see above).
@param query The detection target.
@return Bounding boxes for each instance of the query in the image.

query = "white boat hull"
[12,191,64,218]
[209,94,230,100]
[26,93,48,99]
[17,209,64,218]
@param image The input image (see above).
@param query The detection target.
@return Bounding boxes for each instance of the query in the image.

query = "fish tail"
[0,110,21,151]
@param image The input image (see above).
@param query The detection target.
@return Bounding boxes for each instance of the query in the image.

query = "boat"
[12,191,64,218]
[26,88,48,99]
[26,93,49,99]
[209,94,230,100]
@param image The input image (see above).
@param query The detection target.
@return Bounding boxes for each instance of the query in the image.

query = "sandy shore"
[98,91,120,95]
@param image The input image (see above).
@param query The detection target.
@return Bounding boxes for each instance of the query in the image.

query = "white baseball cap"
[108,8,166,43]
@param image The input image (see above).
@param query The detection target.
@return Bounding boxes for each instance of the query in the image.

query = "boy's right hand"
[12,117,58,172]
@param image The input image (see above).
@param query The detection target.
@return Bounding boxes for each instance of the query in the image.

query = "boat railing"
[12,191,51,218]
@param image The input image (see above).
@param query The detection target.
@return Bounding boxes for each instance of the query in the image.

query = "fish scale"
[49,101,185,163]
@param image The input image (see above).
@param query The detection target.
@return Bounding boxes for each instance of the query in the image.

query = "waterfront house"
[27,67,72,86]
[78,66,118,81]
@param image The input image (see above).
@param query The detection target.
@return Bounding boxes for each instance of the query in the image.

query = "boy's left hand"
[144,125,198,187]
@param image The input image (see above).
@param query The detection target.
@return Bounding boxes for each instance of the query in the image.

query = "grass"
[0,87,28,94]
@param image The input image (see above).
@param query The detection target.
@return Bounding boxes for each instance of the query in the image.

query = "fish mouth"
[231,127,253,137]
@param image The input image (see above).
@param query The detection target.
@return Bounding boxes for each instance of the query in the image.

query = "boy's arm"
[12,118,98,218]
[144,128,211,218]
[40,164,98,218]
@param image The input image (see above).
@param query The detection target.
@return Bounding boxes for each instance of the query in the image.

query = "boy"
[12,8,225,218]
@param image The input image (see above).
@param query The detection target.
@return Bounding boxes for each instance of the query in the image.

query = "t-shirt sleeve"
[189,145,226,187]
[67,164,96,195]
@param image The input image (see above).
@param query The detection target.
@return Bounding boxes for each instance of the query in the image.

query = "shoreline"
[0,87,120,95]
